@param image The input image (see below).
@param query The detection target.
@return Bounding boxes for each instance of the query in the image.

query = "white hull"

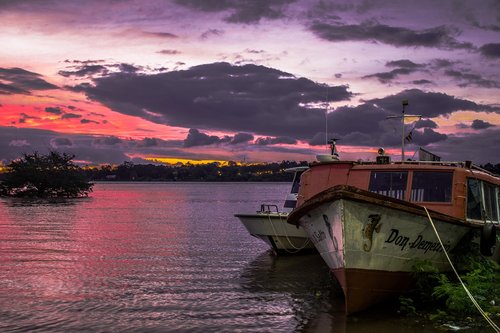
[235,212,315,254]
[300,199,471,273]
[288,185,479,313]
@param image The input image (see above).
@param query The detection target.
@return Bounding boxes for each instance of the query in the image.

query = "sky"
[1,0,499,166]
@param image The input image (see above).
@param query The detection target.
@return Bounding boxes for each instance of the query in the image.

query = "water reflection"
[0,183,456,332]
[240,252,343,332]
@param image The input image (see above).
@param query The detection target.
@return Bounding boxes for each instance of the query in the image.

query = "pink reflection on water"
[0,184,186,303]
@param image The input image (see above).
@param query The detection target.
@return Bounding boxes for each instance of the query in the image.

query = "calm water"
[0,182,448,332]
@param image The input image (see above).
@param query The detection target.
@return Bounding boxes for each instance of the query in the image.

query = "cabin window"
[368,171,408,199]
[466,179,499,222]
[467,179,482,220]
[410,171,453,202]
[290,171,304,194]
[483,182,499,221]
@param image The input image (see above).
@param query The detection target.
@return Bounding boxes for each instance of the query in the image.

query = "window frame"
[466,178,500,222]
[368,170,409,200]
[409,171,454,203]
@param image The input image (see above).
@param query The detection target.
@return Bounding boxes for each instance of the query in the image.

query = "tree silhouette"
[0,151,93,198]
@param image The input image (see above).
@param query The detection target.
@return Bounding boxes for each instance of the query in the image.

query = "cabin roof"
[308,160,500,184]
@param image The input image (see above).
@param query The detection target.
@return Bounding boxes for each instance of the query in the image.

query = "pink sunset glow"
[1,0,499,165]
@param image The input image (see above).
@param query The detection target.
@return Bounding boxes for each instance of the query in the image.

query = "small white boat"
[235,167,316,255]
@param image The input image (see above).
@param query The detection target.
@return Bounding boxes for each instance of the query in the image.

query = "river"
[0,182,462,332]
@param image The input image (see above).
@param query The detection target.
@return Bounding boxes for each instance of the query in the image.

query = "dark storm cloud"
[0,126,194,165]
[200,29,224,39]
[309,22,474,49]
[363,59,426,83]
[73,62,353,140]
[183,129,223,147]
[479,43,500,58]
[409,128,447,146]
[431,59,456,69]
[58,64,109,77]
[230,132,254,144]
[471,119,494,130]
[183,129,256,147]
[308,132,330,146]
[363,68,419,83]
[174,0,296,24]
[415,119,438,129]
[134,137,158,147]
[412,79,433,85]
[157,49,181,55]
[61,113,82,119]
[456,123,469,129]
[0,67,58,94]
[255,136,297,145]
[0,82,26,95]
[366,89,498,118]
[386,60,424,69]
[80,119,99,124]
[327,104,390,136]
[140,31,178,39]
[426,129,500,164]
[444,70,499,88]
[303,89,498,151]
[472,22,500,32]
[45,107,63,115]
[118,63,140,73]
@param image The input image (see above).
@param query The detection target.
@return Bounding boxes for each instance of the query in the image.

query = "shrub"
[0,151,93,198]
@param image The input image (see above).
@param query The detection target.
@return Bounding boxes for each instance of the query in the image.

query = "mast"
[401,99,408,161]
[386,100,421,161]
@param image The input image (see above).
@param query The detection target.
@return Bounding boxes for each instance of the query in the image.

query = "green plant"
[0,151,93,198]
[401,254,500,325]
[432,258,500,316]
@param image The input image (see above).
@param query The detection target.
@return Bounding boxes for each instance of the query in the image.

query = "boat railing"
[319,159,498,177]
[258,204,280,214]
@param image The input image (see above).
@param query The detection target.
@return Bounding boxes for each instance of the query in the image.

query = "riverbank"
[397,245,500,331]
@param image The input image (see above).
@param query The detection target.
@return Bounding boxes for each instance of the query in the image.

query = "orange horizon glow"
[143,157,242,166]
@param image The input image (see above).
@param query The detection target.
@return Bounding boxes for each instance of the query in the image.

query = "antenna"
[386,100,421,161]
[325,87,329,150]
[401,100,408,161]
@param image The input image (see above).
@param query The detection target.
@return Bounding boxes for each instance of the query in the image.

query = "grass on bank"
[399,240,499,328]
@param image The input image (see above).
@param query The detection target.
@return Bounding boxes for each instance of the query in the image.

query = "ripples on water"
[0,183,452,332]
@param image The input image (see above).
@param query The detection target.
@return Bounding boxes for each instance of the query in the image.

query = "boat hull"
[235,212,315,255]
[288,185,477,314]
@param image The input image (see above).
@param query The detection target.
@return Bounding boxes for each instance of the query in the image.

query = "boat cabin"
[282,166,308,212]
[297,161,500,224]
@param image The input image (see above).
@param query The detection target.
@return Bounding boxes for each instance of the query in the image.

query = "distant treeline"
[481,163,500,175]
[84,161,309,182]
[84,161,500,182]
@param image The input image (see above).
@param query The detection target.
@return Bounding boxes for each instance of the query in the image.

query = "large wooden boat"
[288,147,499,314]
[235,167,316,255]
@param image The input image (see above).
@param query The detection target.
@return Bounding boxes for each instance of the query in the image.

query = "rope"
[423,206,500,332]
[266,213,311,254]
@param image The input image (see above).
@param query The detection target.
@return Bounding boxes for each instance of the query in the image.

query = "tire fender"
[480,223,497,256]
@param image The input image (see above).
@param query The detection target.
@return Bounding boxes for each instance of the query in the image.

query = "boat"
[287,106,499,314]
[234,167,317,255]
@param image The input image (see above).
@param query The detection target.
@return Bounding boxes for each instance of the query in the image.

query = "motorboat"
[288,137,499,314]
[235,167,316,255]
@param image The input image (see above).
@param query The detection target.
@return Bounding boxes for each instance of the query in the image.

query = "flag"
[405,130,413,142]
[403,115,422,124]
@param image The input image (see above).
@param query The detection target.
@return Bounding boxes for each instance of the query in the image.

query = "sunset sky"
[1,0,499,165]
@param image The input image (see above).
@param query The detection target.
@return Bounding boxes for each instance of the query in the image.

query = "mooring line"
[267,213,310,253]
[423,206,500,333]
